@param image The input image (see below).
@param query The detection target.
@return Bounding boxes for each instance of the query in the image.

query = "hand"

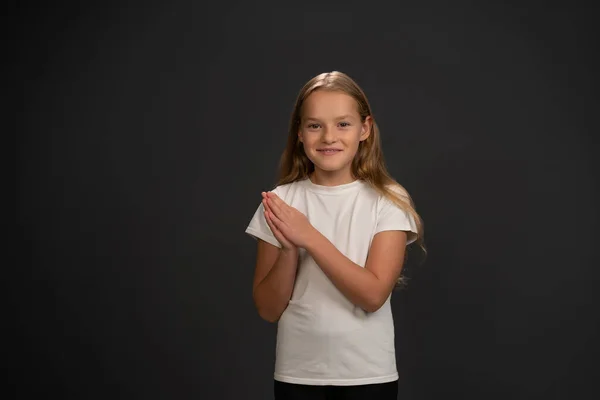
[262,193,296,252]
[263,192,316,249]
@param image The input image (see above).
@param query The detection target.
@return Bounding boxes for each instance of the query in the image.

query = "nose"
[321,126,336,143]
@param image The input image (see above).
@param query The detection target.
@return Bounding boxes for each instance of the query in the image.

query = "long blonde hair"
[277,71,426,258]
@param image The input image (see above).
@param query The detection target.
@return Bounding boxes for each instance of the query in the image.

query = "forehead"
[301,90,359,119]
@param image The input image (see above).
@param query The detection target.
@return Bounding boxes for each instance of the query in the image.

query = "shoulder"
[371,182,418,240]
[382,183,412,206]
[349,181,406,206]
[270,179,307,199]
[385,183,410,199]
[356,181,411,205]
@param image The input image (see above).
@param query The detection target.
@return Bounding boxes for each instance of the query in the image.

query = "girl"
[245,71,424,399]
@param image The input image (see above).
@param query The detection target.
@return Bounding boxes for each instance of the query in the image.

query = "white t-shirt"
[245,177,417,386]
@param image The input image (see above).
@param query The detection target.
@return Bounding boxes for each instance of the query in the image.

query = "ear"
[360,116,372,141]
[297,121,305,143]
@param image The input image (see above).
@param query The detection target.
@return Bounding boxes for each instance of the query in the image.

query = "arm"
[252,241,299,323]
[247,192,301,323]
[304,230,407,313]
[262,191,409,313]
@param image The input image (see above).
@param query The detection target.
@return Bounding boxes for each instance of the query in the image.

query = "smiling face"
[298,90,372,185]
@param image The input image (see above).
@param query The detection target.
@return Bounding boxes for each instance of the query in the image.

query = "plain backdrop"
[14,1,598,399]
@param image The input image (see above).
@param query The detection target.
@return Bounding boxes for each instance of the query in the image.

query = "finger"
[264,209,278,233]
[267,192,283,205]
[264,210,289,245]
[267,208,285,229]
[264,209,280,233]
[267,197,284,217]
[262,198,271,213]
[268,193,290,214]
[262,192,270,205]
[263,197,277,215]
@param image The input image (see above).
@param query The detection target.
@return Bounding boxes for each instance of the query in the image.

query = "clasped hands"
[262,192,316,251]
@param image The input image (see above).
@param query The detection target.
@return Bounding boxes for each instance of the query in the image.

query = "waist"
[274,302,397,383]
[279,300,393,336]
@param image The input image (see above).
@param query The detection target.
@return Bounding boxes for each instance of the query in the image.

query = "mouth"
[316,149,342,155]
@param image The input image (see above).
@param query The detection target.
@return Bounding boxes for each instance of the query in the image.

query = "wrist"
[303,228,324,252]
[280,246,298,257]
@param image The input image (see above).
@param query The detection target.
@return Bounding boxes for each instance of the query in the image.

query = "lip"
[316,148,342,154]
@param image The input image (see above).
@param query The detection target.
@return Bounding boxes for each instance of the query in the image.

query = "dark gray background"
[14,1,598,399]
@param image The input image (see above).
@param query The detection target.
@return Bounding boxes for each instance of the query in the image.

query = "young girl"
[245,71,424,399]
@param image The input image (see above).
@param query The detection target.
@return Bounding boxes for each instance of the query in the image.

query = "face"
[298,90,371,181]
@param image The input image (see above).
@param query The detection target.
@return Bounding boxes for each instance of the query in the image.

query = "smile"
[317,149,342,155]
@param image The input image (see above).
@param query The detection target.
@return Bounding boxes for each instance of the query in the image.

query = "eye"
[307,123,320,129]
[339,122,351,127]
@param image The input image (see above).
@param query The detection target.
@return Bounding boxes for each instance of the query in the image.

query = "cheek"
[300,134,318,147]
[299,138,315,154]
[348,129,364,146]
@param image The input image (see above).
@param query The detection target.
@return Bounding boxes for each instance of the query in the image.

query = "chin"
[311,160,348,173]
[308,152,352,172]
[314,165,341,172]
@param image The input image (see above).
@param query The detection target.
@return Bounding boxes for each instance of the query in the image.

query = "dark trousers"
[274,379,398,400]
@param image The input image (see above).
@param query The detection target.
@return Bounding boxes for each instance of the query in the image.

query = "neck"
[310,168,356,187]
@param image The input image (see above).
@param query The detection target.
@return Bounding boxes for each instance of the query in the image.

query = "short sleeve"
[375,195,419,245]
[245,192,282,249]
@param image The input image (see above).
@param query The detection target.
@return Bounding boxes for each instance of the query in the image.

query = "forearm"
[253,248,299,322]
[304,233,387,313]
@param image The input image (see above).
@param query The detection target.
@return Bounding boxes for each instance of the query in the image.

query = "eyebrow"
[304,114,354,121]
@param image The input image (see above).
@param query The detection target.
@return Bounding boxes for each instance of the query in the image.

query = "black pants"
[274,380,398,400]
